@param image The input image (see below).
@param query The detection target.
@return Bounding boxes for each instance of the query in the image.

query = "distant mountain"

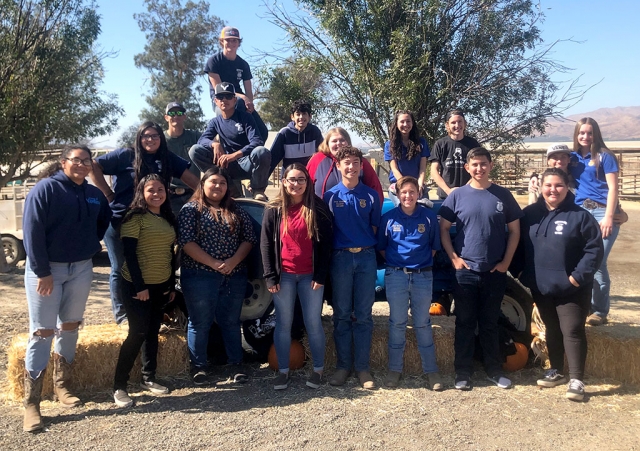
[528,106,640,141]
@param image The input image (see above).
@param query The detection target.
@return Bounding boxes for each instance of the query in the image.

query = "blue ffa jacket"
[22,171,112,277]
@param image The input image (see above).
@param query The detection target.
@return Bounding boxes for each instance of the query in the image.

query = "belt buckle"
[402,267,413,274]
[583,199,598,210]
[348,247,363,253]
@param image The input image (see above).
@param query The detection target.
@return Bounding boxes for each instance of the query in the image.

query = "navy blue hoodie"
[514,191,604,297]
[269,121,323,173]
[22,171,112,277]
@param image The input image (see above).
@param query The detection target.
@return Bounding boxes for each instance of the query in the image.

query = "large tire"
[501,276,534,338]
[2,235,25,266]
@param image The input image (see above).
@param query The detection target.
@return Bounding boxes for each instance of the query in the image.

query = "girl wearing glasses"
[261,164,334,390]
[384,110,431,206]
[21,145,111,432]
[90,121,199,328]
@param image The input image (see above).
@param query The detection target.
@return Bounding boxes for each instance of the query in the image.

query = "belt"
[392,266,432,274]
[582,198,606,209]
[342,246,372,253]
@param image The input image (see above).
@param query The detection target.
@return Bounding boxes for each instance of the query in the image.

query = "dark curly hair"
[122,173,176,228]
[388,110,421,161]
[187,166,241,233]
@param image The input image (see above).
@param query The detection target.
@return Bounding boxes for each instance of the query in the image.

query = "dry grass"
[5,324,188,401]
[585,322,640,385]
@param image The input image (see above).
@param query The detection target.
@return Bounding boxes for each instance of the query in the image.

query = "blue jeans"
[385,268,438,374]
[330,248,377,372]
[103,222,127,324]
[273,272,325,372]
[189,144,271,192]
[24,259,93,378]
[453,269,506,378]
[585,206,620,317]
[181,267,247,368]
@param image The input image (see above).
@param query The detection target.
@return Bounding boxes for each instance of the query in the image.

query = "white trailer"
[0,183,32,266]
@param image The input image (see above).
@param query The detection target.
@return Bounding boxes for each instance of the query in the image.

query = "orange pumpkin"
[502,342,529,372]
[429,303,447,316]
[268,339,306,370]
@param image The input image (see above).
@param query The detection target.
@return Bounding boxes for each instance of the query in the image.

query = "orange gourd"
[429,303,447,316]
[268,339,306,370]
[503,342,529,372]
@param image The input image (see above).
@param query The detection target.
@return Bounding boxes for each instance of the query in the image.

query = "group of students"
[18,23,622,433]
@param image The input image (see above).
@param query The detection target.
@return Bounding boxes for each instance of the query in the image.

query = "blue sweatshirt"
[269,121,323,173]
[514,191,604,297]
[197,110,264,157]
[22,171,112,277]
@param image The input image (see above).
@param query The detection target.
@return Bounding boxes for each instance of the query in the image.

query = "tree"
[265,0,586,153]
[117,123,141,148]
[258,57,327,130]
[0,0,122,186]
[134,0,223,130]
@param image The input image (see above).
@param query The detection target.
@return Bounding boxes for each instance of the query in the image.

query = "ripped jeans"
[24,259,93,378]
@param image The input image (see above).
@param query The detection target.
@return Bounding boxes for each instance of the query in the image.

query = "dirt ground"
[0,196,639,450]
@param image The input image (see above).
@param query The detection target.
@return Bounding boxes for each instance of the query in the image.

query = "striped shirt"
[121,212,176,285]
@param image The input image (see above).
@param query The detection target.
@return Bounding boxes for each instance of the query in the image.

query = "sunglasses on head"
[215,94,235,101]
[166,111,185,117]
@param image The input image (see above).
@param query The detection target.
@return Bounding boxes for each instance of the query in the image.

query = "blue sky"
[94,0,640,147]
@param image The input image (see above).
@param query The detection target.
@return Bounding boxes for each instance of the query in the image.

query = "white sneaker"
[487,375,512,389]
[566,379,585,401]
[140,380,169,394]
[114,389,133,408]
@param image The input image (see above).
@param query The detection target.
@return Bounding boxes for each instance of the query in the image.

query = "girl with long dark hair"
[178,167,257,385]
[91,121,198,327]
[261,164,333,390]
[384,110,430,205]
[113,174,177,408]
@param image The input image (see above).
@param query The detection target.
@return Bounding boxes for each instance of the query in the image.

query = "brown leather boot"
[23,369,44,433]
[53,353,81,407]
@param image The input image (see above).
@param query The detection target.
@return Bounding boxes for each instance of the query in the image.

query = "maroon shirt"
[280,203,313,274]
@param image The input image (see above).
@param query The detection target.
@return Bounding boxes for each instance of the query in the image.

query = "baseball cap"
[546,143,571,158]
[165,102,186,114]
[220,26,240,39]
[214,82,236,96]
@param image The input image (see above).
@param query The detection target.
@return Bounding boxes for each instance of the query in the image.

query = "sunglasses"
[215,94,235,101]
[166,111,185,117]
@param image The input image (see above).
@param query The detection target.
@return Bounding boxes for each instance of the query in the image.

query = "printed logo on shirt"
[235,123,245,134]
[156,160,162,171]
[86,197,101,206]
[418,224,426,233]
[359,199,367,208]
[454,147,463,161]
[496,201,503,213]
[236,69,243,82]
[392,224,402,232]
[554,220,567,235]
[334,200,345,208]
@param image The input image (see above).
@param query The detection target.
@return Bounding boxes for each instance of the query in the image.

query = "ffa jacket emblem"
[359,199,367,208]
[418,224,426,233]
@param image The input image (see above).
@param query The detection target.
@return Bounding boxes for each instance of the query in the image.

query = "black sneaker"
[274,372,290,390]
[454,374,472,391]
[487,374,512,389]
[566,379,585,401]
[306,372,322,389]
[227,364,249,384]
[192,370,208,386]
[537,369,567,387]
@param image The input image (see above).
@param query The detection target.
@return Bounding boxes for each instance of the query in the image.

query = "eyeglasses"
[215,94,235,101]
[141,133,161,141]
[285,177,307,185]
[65,157,92,167]
[166,111,185,117]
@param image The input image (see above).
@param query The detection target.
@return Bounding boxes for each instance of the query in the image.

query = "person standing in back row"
[439,147,522,391]
[429,109,480,199]
[203,26,268,142]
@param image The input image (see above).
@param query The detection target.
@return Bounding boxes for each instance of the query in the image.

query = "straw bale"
[585,322,640,385]
[322,314,456,375]
[5,324,188,401]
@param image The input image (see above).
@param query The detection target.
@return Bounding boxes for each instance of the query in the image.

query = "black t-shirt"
[203,52,252,99]
[429,135,480,199]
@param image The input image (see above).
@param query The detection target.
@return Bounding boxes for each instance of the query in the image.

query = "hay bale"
[585,322,640,385]
[322,314,456,375]
[5,324,188,401]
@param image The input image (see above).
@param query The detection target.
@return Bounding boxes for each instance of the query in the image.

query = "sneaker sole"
[274,383,289,390]
[537,378,567,388]
[454,383,472,391]
[566,392,585,401]
[140,384,169,394]
[306,381,321,389]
